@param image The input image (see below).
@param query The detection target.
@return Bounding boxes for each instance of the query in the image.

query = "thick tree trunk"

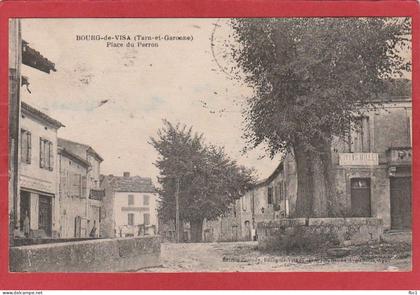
[293,143,314,217]
[190,220,203,243]
[293,139,336,218]
[320,139,340,217]
[311,151,328,217]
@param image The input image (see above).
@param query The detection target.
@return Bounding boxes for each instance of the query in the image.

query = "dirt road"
[140,231,411,272]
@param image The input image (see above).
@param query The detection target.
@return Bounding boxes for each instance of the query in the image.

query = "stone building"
[203,81,412,241]
[331,97,412,229]
[258,91,412,231]
[57,147,90,238]
[18,102,64,238]
[57,138,104,237]
[101,172,159,238]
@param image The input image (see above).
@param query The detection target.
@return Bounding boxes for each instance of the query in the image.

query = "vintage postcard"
[7,17,412,272]
[1,0,419,290]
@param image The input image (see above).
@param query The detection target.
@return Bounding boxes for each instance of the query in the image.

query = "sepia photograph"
[8,17,412,273]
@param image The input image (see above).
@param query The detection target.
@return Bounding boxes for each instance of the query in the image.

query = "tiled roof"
[58,137,103,162]
[107,175,156,193]
[22,40,56,73]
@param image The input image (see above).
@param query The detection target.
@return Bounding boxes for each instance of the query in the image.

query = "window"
[128,194,134,205]
[350,117,370,152]
[143,213,150,225]
[71,173,82,198]
[21,129,31,164]
[40,138,54,170]
[267,187,273,205]
[143,195,150,206]
[128,213,134,225]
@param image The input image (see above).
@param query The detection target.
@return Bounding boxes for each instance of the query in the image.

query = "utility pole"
[175,177,180,243]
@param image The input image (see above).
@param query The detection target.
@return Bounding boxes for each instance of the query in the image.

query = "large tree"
[231,18,411,217]
[150,120,255,242]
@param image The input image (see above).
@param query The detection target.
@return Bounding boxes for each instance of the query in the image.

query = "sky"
[20,18,282,182]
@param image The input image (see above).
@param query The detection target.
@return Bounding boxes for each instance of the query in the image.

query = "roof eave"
[21,101,65,129]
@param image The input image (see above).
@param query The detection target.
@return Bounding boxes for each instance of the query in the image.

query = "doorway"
[19,190,31,231]
[38,195,52,236]
[390,177,412,229]
[350,178,371,217]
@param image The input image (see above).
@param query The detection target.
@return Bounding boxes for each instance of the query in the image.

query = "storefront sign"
[339,153,379,166]
[20,174,55,194]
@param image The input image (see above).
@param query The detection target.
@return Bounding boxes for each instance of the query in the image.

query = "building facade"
[58,147,90,238]
[58,138,104,237]
[332,98,412,229]
[101,172,159,238]
[18,102,64,238]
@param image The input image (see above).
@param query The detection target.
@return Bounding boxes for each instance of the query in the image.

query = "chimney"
[123,172,130,177]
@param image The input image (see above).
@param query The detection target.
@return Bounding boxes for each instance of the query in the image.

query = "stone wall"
[10,236,160,272]
[258,217,383,250]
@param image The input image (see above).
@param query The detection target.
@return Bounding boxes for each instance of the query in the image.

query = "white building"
[101,172,158,238]
[18,101,64,238]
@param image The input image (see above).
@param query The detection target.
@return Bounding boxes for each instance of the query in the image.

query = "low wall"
[13,237,102,247]
[10,236,160,272]
[258,217,383,250]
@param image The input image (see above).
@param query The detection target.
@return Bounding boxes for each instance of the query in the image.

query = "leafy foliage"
[150,120,256,224]
[231,18,411,156]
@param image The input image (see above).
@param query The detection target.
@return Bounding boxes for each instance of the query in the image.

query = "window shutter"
[21,130,26,163]
[39,139,44,168]
[81,175,87,198]
[73,173,81,197]
[49,142,54,170]
[27,132,31,164]
[60,171,67,196]
[79,174,82,197]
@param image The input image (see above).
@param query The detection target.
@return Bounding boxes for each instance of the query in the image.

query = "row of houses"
[9,20,159,242]
[13,101,160,240]
[16,101,102,238]
[197,84,412,242]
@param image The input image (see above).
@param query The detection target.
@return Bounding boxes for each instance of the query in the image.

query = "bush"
[263,225,340,254]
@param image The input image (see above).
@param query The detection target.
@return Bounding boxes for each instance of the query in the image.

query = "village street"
[8,18,413,276]
[140,231,411,272]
